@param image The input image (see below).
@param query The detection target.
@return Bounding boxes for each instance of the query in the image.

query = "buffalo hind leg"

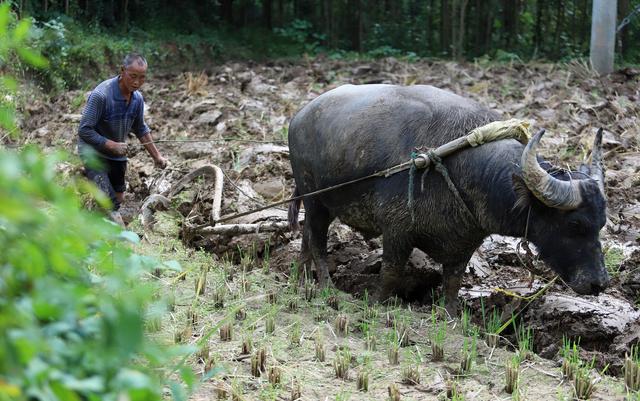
[304,201,334,288]
[377,235,412,302]
[297,226,312,285]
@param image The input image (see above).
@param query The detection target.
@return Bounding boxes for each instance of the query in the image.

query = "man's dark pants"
[83,156,127,211]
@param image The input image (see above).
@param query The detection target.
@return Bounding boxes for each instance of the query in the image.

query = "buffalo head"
[517,128,609,295]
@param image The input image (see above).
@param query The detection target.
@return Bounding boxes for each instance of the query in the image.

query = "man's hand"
[154,156,168,169]
[104,140,128,156]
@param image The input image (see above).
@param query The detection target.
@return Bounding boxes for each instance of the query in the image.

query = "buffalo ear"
[512,173,532,211]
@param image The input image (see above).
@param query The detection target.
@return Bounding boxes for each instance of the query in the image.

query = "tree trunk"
[452,0,469,59]
[263,0,272,29]
[241,0,248,27]
[384,0,392,14]
[293,0,300,19]
[473,0,482,56]
[618,0,630,60]
[451,0,458,57]
[441,0,452,55]
[324,0,334,48]
[349,0,363,51]
[123,0,128,31]
[485,0,495,56]
[65,0,69,14]
[572,0,578,43]
[276,0,283,26]
[553,0,565,58]
[534,0,544,53]
[300,0,315,25]
[220,0,234,25]
[501,0,518,49]
[425,0,433,54]
[582,0,589,46]
[44,0,48,12]
[590,0,617,74]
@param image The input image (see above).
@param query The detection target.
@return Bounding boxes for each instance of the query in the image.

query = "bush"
[25,18,228,92]
[274,19,325,54]
[0,146,189,401]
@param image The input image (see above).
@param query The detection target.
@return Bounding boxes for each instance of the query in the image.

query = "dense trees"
[9,0,640,62]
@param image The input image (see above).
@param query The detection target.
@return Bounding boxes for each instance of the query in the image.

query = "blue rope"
[407,152,418,223]
[407,150,480,227]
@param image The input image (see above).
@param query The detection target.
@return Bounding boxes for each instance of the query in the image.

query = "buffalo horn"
[521,129,582,210]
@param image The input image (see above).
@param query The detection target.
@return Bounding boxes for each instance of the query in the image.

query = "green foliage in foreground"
[1,5,192,400]
[0,146,180,401]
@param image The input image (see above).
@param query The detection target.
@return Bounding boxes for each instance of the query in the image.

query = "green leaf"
[201,366,223,381]
[16,47,49,68]
[50,381,82,401]
[0,381,21,398]
[0,105,16,133]
[0,76,17,92]
[33,300,62,321]
[12,19,31,43]
[113,369,154,390]
[10,335,39,365]
[118,231,140,244]
[60,375,104,392]
[76,179,112,209]
[162,260,182,272]
[178,365,196,390]
[0,3,11,36]
[169,381,186,401]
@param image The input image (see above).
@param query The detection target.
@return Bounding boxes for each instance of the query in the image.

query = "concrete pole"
[590,0,617,75]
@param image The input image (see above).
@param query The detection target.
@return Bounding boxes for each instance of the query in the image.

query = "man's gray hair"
[122,53,147,69]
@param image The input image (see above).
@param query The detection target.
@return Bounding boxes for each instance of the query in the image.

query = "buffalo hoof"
[445,299,459,319]
[318,275,335,289]
[370,285,397,304]
[375,269,404,303]
[297,263,313,286]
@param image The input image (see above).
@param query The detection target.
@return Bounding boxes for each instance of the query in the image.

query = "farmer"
[78,53,167,225]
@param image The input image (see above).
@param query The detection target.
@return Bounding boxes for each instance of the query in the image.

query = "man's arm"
[78,92,126,156]
[138,132,167,168]
[133,95,166,168]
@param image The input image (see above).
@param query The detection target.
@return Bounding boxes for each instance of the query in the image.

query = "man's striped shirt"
[78,76,150,161]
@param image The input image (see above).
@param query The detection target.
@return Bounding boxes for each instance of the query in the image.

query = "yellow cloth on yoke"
[466,119,531,146]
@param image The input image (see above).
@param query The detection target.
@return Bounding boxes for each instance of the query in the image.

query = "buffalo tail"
[288,186,301,232]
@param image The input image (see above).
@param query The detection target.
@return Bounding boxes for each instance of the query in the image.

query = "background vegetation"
[3,0,640,92]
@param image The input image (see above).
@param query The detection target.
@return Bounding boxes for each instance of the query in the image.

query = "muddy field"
[14,57,640,400]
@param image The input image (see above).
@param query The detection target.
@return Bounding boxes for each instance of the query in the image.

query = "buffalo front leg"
[377,235,412,302]
[442,261,468,317]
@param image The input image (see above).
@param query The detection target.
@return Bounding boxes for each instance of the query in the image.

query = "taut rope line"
[212,119,531,225]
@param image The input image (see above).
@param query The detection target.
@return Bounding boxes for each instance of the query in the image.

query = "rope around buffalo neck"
[408,150,480,227]
[516,205,548,277]
[407,152,418,222]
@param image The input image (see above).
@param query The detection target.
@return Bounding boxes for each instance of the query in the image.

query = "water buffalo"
[287,84,609,313]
